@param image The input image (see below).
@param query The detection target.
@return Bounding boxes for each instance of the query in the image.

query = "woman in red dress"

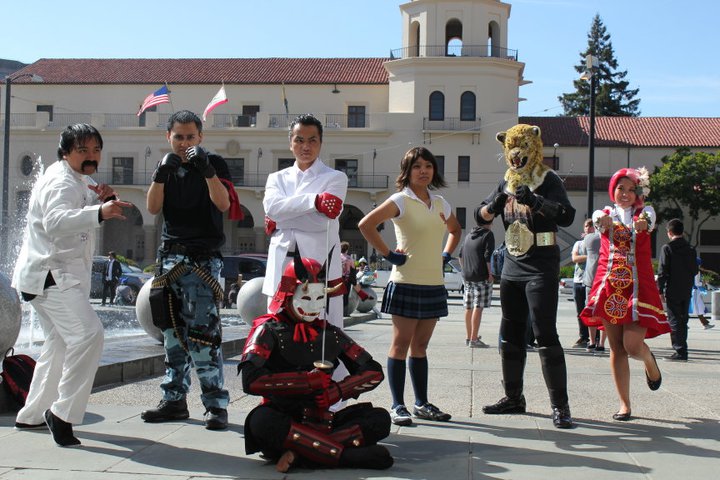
[581,167,669,421]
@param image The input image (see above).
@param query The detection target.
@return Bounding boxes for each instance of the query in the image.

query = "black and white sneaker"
[413,402,451,422]
[390,405,413,426]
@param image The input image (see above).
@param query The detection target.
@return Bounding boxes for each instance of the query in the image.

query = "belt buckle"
[535,232,556,247]
[506,220,534,256]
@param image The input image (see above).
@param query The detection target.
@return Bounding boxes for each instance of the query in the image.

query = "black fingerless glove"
[186,146,216,178]
[152,153,181,183]
[486,191,508,215]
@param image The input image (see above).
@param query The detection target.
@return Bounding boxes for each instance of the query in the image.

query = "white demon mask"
[289,282,326,322]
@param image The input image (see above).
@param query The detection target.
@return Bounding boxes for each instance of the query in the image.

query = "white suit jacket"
[12,160,102,296]
[262,159,348,297]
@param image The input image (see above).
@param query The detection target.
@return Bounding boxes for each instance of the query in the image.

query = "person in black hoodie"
[657,218,699,361]
[459,207,495,347]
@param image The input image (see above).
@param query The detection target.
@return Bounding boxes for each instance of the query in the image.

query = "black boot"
[141,399,190,423]
[538,345,573,428]
[483,341,527,414]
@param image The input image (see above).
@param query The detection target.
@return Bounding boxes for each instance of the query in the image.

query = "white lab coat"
[12,159,104,426]
[262,159,348,302]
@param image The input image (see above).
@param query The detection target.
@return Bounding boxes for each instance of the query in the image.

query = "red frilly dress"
[580,205,670,338]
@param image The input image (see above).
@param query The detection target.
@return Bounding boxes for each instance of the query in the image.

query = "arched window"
[460,91,476,121]
[429,91,445,121]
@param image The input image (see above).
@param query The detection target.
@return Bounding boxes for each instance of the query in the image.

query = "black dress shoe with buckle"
[483,395,526,414]
[666,352,688,362]
[204,407,228,430]
[44,410,81,447]
[646,352,662,390]
[552,405,573,429]
[141,399,190,423]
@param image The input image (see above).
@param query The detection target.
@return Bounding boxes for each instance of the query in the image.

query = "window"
[242,105,260,125]
[138,105,156,127]
[429,91,444,121]
[460,91,476,121]
[435,155,445,177]
[112,157,134,184]
[226,158,245,185]
[335,159,358,187]
[458,156,470,182]
[456,207,466,229]
[278,158,294,170]
[36,105,53,122]
[348,106,366,128]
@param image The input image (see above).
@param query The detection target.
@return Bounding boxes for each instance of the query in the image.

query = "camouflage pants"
[159,254,229,409]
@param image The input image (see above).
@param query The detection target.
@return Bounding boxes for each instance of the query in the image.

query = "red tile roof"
[520,116,720,148]
[12,58,390,85]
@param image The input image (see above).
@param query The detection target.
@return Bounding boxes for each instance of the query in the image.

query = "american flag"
[137,85,170,116]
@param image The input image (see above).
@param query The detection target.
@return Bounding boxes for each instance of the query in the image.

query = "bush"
[559,265,574,279]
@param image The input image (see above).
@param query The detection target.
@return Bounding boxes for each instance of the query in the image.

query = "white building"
[2,0,719,273]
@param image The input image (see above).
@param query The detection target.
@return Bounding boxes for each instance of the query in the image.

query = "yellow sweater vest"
[389,195,446,286]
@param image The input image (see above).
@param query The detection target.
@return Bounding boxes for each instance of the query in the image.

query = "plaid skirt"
[381,282,448,319]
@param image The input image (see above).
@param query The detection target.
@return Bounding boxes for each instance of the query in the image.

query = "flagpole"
[165,82,174,112]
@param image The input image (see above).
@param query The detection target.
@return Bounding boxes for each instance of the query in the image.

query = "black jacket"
[104,259,122,283]
[657,237,698,300]
[460,227,495,282]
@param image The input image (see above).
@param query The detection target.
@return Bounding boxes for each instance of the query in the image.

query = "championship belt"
[506,220,534,256]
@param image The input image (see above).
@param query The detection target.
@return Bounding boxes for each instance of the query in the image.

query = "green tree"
[559,14,640,117]
[648,148,720,247]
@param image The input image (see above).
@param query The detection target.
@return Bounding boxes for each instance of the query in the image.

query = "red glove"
[264,216,277,236]
[315,382,342,409]
[315,192,343,219]
[307,369,332,390]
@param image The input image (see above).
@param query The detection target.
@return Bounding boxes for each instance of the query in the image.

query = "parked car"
[559,278,574,296]
[374,258,464,294]
[90,256,153,305]
[220,254,268,301]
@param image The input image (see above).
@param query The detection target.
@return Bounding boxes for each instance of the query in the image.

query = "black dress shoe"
[666,352,688,362]
[552,405,573,429]
[483,395,526,414]
[141,399,190,423]
[204,407,228,430]
[646,352,662,391]
[44,410,81,447]
[14,421,48,430]
[612,411,632,421]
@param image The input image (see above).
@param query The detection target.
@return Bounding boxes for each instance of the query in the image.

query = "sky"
[4,0,719,118]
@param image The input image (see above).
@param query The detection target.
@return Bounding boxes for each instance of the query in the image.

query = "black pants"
[102,280,118,305]
[244,403,390,462]
[573,283,589,341]
[667,297,690,358]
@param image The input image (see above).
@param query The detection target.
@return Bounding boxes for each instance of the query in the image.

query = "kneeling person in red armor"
[238,252,393,473]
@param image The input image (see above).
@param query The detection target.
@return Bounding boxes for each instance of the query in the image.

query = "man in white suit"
[12,124,130,447]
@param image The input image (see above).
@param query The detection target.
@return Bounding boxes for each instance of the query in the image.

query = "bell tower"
[385,0,527,125]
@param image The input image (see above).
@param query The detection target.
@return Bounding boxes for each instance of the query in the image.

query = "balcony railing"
[48,113,92,128]
[423,117,481,131]
[0,113,36,127]
[390,44,518,60]
[267,113,370,129]
[105,114,142,128]
[213,114,257,128]
[92,170,388,190]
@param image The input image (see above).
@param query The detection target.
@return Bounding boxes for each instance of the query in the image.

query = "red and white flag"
[203,86,229,121]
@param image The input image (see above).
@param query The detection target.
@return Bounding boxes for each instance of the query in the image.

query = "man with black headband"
[142,110,235,430]
[12,123,131,447]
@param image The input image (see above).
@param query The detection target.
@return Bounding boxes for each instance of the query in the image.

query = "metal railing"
[92,170,387,190]
[0,113,36,127]
[267,113,370,129]
[423,117,481,131]
[390,44,517,60]
[105,114,141,128]
[212,114,257,128]
[48,113,92,128]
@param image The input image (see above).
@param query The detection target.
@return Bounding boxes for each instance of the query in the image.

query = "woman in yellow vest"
[359,146,462,427]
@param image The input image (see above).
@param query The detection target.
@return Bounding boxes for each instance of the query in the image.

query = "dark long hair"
[395,146,447,191]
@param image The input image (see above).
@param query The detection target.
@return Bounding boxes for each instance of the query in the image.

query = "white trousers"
[16,286,104,425]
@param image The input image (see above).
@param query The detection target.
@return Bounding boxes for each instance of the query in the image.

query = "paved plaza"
[1,290,719,479]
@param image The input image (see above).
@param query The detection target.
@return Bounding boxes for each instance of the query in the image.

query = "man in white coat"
[12,124,131,447]
[263,114,348,374]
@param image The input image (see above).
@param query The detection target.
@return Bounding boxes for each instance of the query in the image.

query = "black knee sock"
[386,357,406,408]
[408,356,428,407]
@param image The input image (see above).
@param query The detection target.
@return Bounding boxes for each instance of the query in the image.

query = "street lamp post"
[580,55,598,218]
[2,73,43,270]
